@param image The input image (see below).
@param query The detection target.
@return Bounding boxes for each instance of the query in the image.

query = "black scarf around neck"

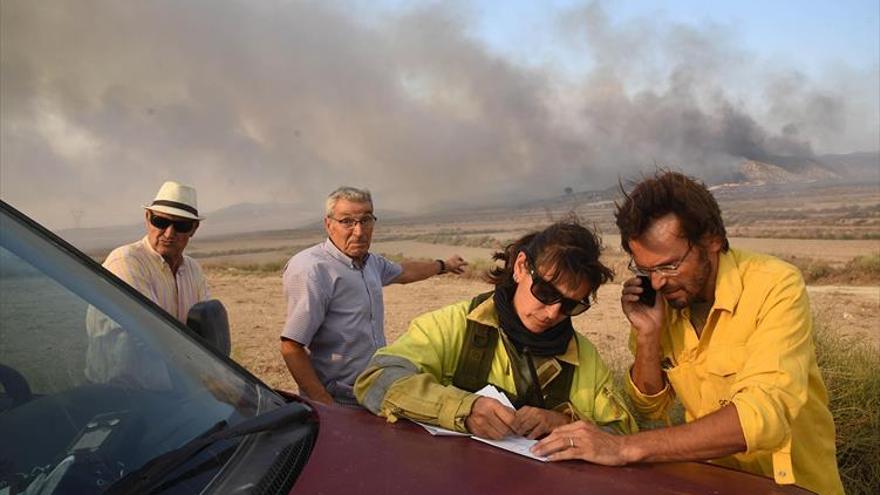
[493,285,574,356]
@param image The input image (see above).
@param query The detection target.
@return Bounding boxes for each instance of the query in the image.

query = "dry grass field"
[209,268,879,393]
[196,181,880,393]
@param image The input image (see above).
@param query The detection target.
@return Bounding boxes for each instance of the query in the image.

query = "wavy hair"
[615,170,729,254]
[486,219,613,300]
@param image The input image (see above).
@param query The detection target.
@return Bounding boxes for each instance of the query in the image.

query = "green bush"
[814,322,880,495]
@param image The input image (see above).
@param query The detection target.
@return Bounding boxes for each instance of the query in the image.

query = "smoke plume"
[1,1,876,228]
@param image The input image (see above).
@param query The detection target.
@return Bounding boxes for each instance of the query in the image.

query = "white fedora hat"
[144,181,205,220]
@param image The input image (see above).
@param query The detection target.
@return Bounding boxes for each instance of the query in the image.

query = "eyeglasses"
[526,261,592,316]
[149,213,196,234]
[329,215,377,230]
[628,243,693,278]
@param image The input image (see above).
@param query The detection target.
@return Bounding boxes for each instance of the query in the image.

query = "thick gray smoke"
[1,1,877,228]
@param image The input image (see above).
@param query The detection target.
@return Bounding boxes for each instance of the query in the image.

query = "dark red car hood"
[290,400,811,495]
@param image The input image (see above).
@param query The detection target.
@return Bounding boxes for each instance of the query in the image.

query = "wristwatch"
[435,259,447,274]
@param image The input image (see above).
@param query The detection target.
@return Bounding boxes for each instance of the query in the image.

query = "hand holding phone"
[637,275,656,306]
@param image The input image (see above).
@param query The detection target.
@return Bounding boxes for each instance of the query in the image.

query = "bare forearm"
[630,336,665,395]
[280,340,334,404]
[622,405,747,463]
[395,260,442,284]
[396,255,466,284]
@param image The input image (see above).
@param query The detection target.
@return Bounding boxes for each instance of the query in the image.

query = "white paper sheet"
[472,384,547,462]
[471,434,547,462]
[413,421,470,436]
[411,384,548,462]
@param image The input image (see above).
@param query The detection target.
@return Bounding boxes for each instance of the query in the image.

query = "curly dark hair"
[486,219,614,300]
[615,170,729,254]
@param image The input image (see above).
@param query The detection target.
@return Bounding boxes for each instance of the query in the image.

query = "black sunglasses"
[149,213,196,233]
[526,260,592,316]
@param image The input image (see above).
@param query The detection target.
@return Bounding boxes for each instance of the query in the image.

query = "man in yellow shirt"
[533,171,843,495]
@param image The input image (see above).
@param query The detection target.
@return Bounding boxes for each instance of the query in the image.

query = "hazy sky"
[2,0,878,229]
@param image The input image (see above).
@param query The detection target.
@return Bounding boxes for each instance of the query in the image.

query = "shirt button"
[777,471,787,477]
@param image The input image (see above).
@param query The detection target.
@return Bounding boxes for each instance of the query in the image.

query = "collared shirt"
[85,236,210,389]
[103,236,210,321]
[355,296,637,434]
[626,248,843,495]
[281,239,402,403]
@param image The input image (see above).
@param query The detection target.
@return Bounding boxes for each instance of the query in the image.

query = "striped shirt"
[84,236,209,389]
[103,236,209,322]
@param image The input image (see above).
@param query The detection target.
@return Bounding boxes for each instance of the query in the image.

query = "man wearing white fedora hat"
[106,180,209,321]
[85,181,210,388]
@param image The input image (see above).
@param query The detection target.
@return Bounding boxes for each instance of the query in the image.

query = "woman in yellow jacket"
[355,220,637,440]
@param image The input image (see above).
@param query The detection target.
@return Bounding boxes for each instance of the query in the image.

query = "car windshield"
[0,204,277,494]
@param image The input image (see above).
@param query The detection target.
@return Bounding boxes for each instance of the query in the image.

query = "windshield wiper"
[105,402,312,495]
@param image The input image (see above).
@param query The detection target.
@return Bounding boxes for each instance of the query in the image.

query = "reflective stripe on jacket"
[355,296,637,435]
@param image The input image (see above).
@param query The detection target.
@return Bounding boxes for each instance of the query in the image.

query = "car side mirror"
[186,299,231,356]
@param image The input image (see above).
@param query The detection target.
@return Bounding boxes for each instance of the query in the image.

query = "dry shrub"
[457,258,500,281]
[206,261,286,274]
[415,233,503,249]
[814,321,880,495]
[784,254,880,285]
[845,253,880,275]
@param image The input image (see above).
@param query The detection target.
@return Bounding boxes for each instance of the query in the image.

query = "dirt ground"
[208,269,880,393]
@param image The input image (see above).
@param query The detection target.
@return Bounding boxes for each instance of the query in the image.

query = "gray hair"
[325,186,373,217]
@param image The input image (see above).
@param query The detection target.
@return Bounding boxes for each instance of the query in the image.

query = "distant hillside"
[59,202,319,253]
[817,151,880,179]
[205,202,320,235]
[54,152,878,253]
[56,224,146,254]
[735,159,839,185]
[709,152,877,188]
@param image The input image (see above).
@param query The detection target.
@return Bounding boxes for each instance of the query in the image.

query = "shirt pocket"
[702,346,746,413]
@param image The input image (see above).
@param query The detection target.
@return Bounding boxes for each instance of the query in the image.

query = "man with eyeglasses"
[533,171,842,495]
[280,186,468,406]
[85,181,209,388]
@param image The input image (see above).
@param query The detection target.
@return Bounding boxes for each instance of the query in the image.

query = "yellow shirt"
[626,248,843,495]
[356,297,637,435]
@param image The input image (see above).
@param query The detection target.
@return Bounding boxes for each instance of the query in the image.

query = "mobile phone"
[637,275,656,306]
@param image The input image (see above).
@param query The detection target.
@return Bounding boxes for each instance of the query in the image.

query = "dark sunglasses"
[526,261,592,316]
[149,213,196,233]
